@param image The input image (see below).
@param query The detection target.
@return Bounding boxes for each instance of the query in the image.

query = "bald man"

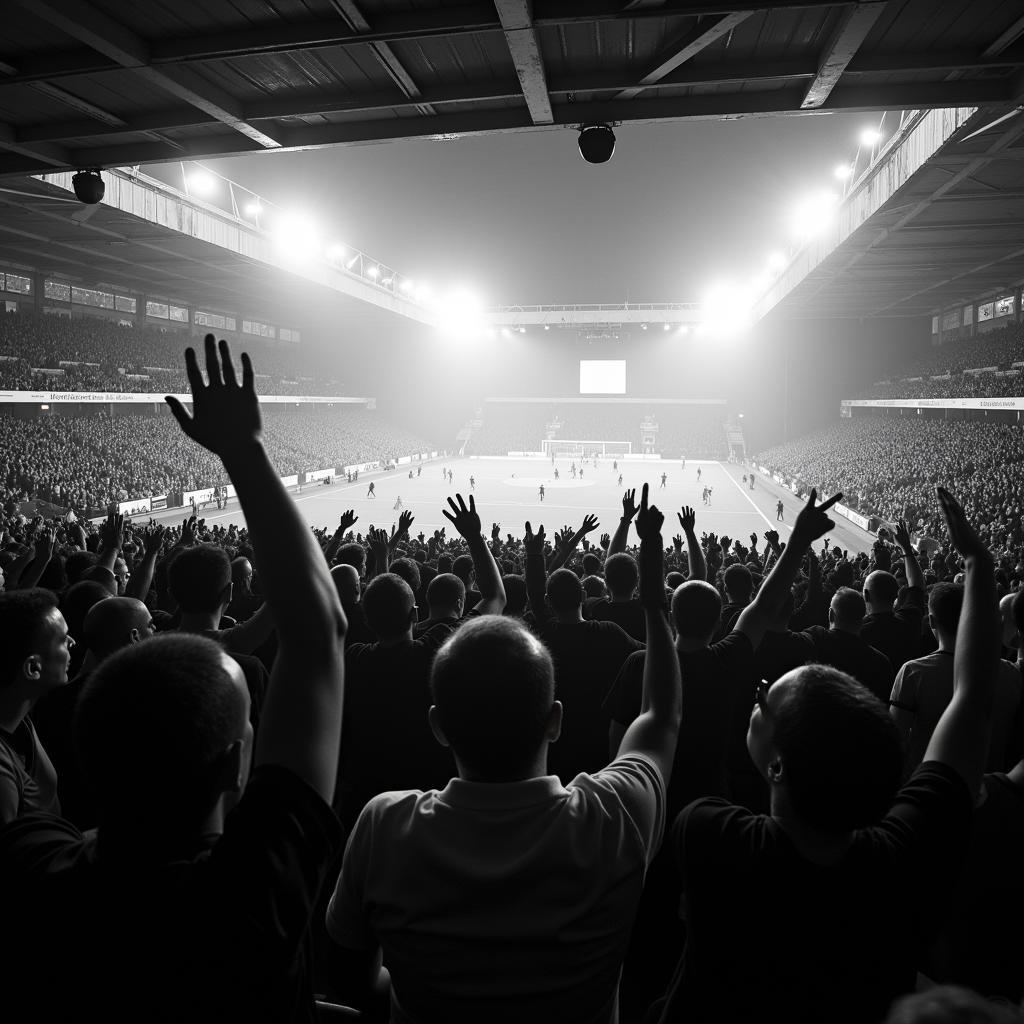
[862,569,926,673]
[331,563,372,644]
[32,596,157,828]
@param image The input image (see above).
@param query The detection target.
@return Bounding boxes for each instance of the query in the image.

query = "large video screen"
[579,359,626,394]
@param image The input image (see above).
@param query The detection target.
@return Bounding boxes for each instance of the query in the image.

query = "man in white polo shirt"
[326,485,681,1024]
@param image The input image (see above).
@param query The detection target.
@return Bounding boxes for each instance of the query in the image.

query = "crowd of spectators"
[0,336,1021,1024]
[756,416,1024,559]
[0,309,346,396]
[468,401,727,457]
[0,407,436,513]
[859,322,1024,401]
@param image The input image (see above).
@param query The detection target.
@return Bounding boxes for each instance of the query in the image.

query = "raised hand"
[621,489,639,521]
[524,521,546,557]
[165,335,262,458]
[750,532,758,548]
[555,526,574,550]
[634,483,664,542]
[442,493,481,540]
[672,534,684,552]
[144,524,166,557]
[99,511,124,551]
[937,487,989,560]
[678,506,696,533]
[491,522,501,542]
[764,529,780,548]
[791,488,842,545]
[720,535,732,551]
[600,533,611,550]
[397,509,415,537]
[338,510,358,534]
[580,513,600,535]
[180,514,198,546]
[34,528,55,562]
[894,519,914,551]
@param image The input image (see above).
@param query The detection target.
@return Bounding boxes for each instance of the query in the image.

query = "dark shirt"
[926,770,1024,1002]
[535,619,644,783]
[801,626,895,704]
[583,596,646,642]
[661,762,972,1024]
[31,672,92,829]
[861,589,925,673]
[341,601,375,645]
[754,629,815,685]
[336,625,457,829]
[609,631,755,820]
[0,766,342,1024]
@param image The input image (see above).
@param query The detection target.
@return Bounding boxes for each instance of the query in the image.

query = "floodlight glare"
[578,124,616,164]
[789,191,839,240]
[272,211,320,262]
[382,276,394,286]
[346,254,360,269]
[437,287,486,338]
[834,164,853,181]
[767,251,787,272]
[663,323,671,331]
[327,243,346,261]
[366,265,380,279]
[400,279,415,292]
[700,279,755,337]
[245,200,263,218]
[860,128,882,147]
[187,170,217,197]
[519,327,526,334]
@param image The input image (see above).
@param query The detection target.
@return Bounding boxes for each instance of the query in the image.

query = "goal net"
[541,439,632,458]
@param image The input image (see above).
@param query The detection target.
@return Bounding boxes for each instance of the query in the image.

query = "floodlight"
[245,200,263,218]
[663,323,671,331]
[187,170,217,197]
[437,287,486,338]
[767,251,786,272]
[789,191,839,240]
[381,276,394,286]
[834,164,853,181]
[327,243,346,261]
[578,124,616,164]
[400,279,415,292]
[72,169,105,205]
[518,327,526,334]
[543,324,550,331]
[346,254,360,269]
[860,128,882,147]
[272,211,320,261]
[366,265,380,279]
[641,323,648,330]
[700,279,754,337]
[678,325,689,335]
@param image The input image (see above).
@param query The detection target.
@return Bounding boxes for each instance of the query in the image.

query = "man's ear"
[546,700,563,744]
[128,627,141,644]
[22,654,42,682]
[428,706,450,748]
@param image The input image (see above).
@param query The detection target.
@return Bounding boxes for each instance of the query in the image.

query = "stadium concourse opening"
[2,2,1024,1023]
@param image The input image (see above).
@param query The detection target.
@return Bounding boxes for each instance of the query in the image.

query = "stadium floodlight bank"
[541,440,632,458]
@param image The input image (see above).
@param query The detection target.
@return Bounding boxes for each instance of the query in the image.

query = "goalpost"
[541,439,632,458]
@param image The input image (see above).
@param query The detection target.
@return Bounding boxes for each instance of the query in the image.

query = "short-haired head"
[581,552,602,577]
[75,634,250,834]
[0,588,63,687]
[604,553,638,599]
[389,556,421,596]
[65,549,98,585]
[168,545,232,614]
[501,574,528,617]
[84,597,154,659]
[671,580,722,642]
[748,664,901,835]
[829,587,866,632]
[60,581,112,652]
[362,573,416,638]
[331,563,361,606]
[723,563,753,602]
[864,570,898,610]
[452,554,474,585]
[430,616,557,781]
[546,568,584,612]
[426,573,465,617]
[437,553,453,574]
[335,542,366,576]
[582,575,606,599]
[230,557,253,588]
[929,582,964,638]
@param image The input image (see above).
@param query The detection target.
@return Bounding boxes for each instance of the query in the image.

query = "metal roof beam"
[982,12,1024,58]
[0,120,71,168]
[616,12,750,99]
[802,1,888,109]
[494,1,554,124]
[12,0,282,150]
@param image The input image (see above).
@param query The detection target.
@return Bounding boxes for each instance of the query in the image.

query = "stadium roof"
[756,103,1024,320]
[2,0,1024,178]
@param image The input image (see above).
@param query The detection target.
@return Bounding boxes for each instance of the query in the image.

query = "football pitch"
[149,456,877,557]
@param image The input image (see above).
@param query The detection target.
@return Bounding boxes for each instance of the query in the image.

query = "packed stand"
[0,309,346,395]
[755,417,1024,565]
[0,407,437,513]
[0,335,1021,1024]
[859,322,1024,400]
